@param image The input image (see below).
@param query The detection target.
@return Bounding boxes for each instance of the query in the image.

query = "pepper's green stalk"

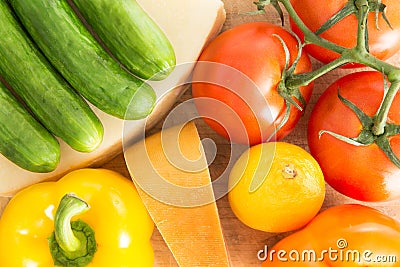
[48,194,97,267]
[55,194,89,252]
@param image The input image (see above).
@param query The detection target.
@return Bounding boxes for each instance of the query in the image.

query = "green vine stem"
[286,56,351,88]
[373,80,400,135]
[259,0,400,136]
[278,0,346,54]
[355,0,370,53]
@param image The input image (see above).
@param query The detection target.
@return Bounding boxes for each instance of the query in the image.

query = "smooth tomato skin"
[290,0,400,67]
[308,71,400,202]
[192,22,313,145]
[262,204,400,266]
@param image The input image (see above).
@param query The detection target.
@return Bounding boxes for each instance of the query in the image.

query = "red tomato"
[192,22,313,145]
[290,0,400,67]
[308,71,400,202]
[261,204,400,266]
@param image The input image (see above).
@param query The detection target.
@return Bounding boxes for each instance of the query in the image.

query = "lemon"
[228,142,325,233]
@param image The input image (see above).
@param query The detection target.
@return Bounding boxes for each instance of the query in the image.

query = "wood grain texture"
[2,0,400,266]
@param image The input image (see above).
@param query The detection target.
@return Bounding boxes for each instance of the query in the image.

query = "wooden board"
[1,1,400,266]
[136,2,400,266]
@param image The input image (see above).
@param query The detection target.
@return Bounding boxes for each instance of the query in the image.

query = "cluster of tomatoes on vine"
[192,0,400,202]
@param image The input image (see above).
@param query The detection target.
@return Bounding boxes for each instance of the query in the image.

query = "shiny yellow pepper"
[0,168,154,267]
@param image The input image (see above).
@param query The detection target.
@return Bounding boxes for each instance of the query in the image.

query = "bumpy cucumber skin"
[0,0,103,153]
[9,0,156,120]
[72,0,176,81]
[0,81,60,172]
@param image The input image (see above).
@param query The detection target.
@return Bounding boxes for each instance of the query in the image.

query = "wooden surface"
[135,1,399,266]
[1,1,400,266]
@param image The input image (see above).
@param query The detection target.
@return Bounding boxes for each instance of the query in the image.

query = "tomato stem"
[319,87,400,168]
[373,79,400,135]
[278,0,400,81]
[271,0,400,137]
[278,0,346,54]
[256,0,400,163]
[286,56,350,88]
[355,0,370,53]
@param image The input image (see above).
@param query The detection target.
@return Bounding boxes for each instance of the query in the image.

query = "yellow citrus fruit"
[228,142,325,233]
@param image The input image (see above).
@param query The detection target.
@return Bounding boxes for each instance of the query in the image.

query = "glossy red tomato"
[192,22,313,145]
[261,204,400,266]
[290,0,400,67]
[308,71,400,202]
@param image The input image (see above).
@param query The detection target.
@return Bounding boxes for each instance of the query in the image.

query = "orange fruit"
[228,142,325,233]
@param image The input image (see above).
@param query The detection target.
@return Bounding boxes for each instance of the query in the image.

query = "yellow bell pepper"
[0,168,154,267]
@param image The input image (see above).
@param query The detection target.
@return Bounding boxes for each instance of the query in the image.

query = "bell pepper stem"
[54,194,90,252]
[49,193,97,267]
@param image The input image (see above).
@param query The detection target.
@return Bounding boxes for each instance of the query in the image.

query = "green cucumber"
[71,0,176,81]
[0,0,103,153]
[9,0,156,120]
[0,80,60,172]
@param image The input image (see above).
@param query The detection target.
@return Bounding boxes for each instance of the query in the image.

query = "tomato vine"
[254,0,400,168]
